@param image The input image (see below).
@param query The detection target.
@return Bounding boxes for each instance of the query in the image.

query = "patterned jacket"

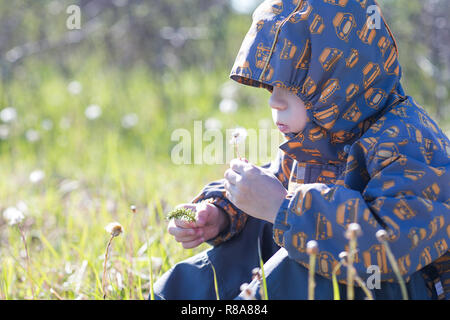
[191,0,449,296]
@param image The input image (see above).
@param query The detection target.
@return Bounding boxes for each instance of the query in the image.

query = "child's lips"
[276,122,289,133]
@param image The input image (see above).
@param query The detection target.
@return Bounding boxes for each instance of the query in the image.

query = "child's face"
[269,87,307,134]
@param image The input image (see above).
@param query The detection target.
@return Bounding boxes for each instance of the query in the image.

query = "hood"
[230,0,407,164]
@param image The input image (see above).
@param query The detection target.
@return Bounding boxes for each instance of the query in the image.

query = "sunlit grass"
[0,61,277,299]
[1,52,448,299]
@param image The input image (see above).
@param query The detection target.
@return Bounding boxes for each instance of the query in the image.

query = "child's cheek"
[290,108,308,133]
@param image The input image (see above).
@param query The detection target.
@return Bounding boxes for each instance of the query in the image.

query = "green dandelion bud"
[166,207,196,222]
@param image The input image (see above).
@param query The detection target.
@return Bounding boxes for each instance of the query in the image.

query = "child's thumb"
[195,210,208,227]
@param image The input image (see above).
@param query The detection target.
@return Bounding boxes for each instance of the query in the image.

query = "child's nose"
[269,97,287,111]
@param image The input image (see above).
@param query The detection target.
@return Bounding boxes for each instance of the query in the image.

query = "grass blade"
[210,260,220,300]
[332,262,342,300]
[148,243,155,300]
[257,237,268,300]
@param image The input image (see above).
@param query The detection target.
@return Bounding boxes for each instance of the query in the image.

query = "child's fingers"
[168,223,194,237]
[230,158,248,175]
[181,236,205,249]
[224,168,240,185]
[194,206,211,227]
[202,225,221,242]
[173,218,196,229]
[175,232,202,243]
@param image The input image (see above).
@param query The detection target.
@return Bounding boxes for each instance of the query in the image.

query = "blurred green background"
[0,0,448,299]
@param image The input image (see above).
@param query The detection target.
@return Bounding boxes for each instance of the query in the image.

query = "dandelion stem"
[347,238,356,300]
[257,238,268,300]
[102,235,114,299]
[306,240,318,300]
[308,253,316,300]
[50,288,65,300]
[127,215,135,299]
[148,241,155,300]
[376,229,408,300]
[18,225,35,300]
[381,239,408,300]
[234,143,241,160]
[345,223,361,301]
[352,268,374,300]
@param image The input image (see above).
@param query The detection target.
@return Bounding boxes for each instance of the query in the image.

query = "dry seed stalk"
[18,225,35,299]
[102,222,123,299]
[376,229,408,300]
[102,235,114,299]
[345,223,362,300]
[306,240,318,300]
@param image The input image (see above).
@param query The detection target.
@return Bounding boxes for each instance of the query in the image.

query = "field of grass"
[1,51,448,299]
[0,56,280,299]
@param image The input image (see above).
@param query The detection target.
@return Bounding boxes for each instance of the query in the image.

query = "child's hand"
[167,202,230,249]
[224,158,287,223]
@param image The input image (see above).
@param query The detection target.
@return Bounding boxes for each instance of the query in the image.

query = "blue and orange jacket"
[191,0,449,296]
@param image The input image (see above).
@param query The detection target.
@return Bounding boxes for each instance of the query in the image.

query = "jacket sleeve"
[273,137,450,283]
[191,149,294,246]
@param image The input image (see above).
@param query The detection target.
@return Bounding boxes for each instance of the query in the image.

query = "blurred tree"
[379,0,449,121]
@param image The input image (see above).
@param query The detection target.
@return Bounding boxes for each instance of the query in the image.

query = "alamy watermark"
[170,121,283,165]
[367,4,381,30]
[366,265,381,289]
[66,5,81,30]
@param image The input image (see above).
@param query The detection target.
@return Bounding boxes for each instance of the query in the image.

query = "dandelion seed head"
[376,229,389,242]
[251,267,262,281]
[219,98,238,114]
[205,117,222,131]
[105,222,124,237]
[239,282,256,300]
[220,81,239,100]
[338,251,348,262]
[16,201,29,214]
[29,169,45,184]
[229,127,248,145]
[85,104,102,120]
[345,223,362,239]
[121,113,138,129]
[67,81,82,95]
[306,240,319,255]
[41,119,53,131]
[0,107,17,123]
[3,207,25,226]
[240,283,249,292]
[25,129,40,142]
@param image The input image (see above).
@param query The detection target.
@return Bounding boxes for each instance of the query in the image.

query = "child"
[154,0,449,300]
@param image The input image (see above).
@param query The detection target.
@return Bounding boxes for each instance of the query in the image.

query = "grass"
[0,55,447,300]
[257,238,268,300]
[0,58,277,299]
